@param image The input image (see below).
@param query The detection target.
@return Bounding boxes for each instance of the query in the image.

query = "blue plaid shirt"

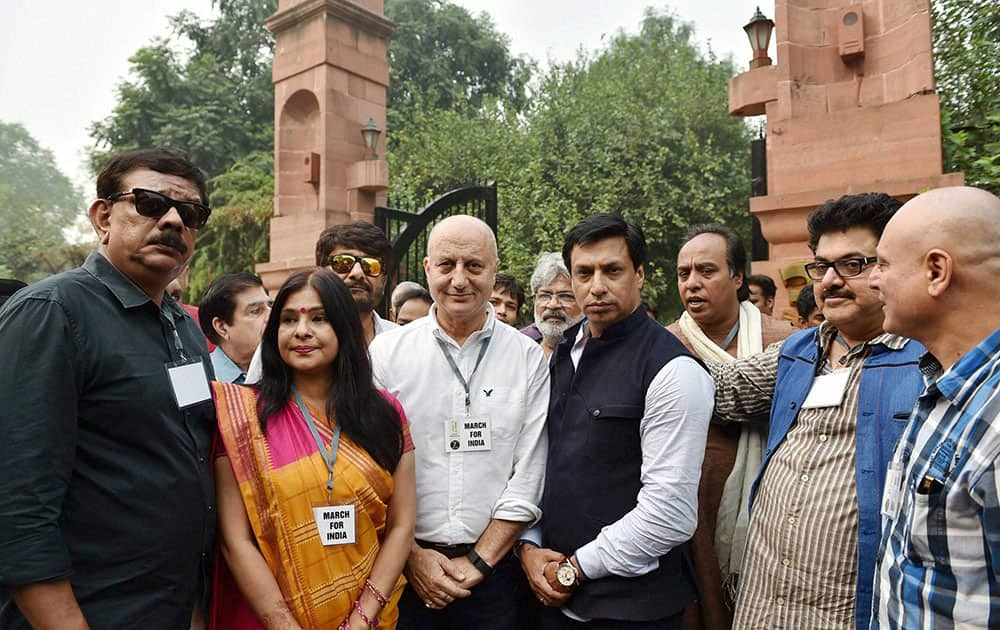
[871,326,1000,628]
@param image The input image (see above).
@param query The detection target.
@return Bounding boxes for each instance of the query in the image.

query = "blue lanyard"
[435,326,494,413]
[292,386,341,500]
[720,320,740,351]
[161,305,188,361]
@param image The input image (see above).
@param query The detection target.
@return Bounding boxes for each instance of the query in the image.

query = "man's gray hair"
[530,252,571,294]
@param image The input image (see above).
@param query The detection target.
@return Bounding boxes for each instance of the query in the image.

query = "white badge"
[166,359,212,409]
[444,415,492,453]
[881,461,904,521]
[801,369,851,409]
[312,505,357,546]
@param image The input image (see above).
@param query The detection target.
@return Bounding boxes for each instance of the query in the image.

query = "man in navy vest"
[518,213,714,629]
[707,194,926,629]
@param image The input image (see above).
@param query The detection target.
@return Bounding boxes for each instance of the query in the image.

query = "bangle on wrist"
[364,579,388,607]
[466,549,494,577]
[353,598,379,628]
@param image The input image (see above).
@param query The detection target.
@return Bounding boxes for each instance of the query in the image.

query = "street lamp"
[361,118,381,160]
[743,7,775,70]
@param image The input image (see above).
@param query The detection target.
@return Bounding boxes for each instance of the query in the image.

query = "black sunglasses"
[106,188,212,230]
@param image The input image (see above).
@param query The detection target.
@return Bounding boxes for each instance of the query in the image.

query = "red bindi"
[299,307,308,314]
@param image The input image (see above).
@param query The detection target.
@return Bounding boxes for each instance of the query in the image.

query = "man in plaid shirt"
[869,185,1000,628]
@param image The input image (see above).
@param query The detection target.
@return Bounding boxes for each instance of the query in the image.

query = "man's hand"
[518,543,571,607]
[403,547,472,609]
[449,555,486,590]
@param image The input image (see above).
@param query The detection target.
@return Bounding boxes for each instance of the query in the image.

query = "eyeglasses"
[804,256,878,280]
[327,253,383,277]
[535,291,577,306]
[106,188,211,230]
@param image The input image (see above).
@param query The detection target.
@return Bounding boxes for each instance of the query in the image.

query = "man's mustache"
[345,280,372,292]
[149,232,188,255]
[821,288,854,300]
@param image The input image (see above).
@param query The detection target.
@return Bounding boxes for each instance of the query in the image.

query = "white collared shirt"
[369,304,550,544]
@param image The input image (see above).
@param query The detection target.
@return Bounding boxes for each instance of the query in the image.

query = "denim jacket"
[749,328,925,630]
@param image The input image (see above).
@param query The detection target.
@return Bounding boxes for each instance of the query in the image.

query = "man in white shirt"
[518,213,714,629]
[369,215,550,630]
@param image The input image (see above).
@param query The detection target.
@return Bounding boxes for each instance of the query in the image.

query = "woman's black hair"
[257,268,404,472]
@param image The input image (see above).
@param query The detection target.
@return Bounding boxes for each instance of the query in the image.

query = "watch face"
[556,563,576,587]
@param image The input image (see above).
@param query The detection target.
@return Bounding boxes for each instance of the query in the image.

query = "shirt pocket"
[479,387,519,445]
[905,485,951,568]
[583,403,644,466]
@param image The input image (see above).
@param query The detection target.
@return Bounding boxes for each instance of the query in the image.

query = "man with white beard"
[523,253,584,358]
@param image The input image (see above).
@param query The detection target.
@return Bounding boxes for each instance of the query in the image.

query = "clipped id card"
[312,504,357,546]
[165,359,211,409]
[444,415,492,453]
[801,369,851,409]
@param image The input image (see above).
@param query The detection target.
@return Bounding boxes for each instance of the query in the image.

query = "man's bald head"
[423,215,500,328]
[890,186,1000,270]
[427,215,498,262]
[870,186,1000,362]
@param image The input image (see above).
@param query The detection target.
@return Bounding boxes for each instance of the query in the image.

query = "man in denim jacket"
[707,193,925,630]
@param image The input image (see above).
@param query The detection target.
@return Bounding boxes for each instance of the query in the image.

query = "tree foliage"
[389,9,750,317]
[932,0,1000,194]
[187,151,274,300]
[0,122,88,282]
[384,0,533,132]
[88,0,276,182]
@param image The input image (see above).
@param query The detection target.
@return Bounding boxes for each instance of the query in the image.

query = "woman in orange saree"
[212,269,416,630]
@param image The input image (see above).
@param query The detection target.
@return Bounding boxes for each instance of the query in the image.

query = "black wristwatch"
[466,549,494,577]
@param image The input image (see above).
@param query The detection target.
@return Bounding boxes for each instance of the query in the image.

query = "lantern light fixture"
[361,118,381,160]
[743,7,775,70]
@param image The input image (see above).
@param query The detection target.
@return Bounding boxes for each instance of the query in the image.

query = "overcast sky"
[0,0,766,191]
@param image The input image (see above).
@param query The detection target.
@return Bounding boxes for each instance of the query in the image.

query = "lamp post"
[743,7,775,70]
[361,118,381,160]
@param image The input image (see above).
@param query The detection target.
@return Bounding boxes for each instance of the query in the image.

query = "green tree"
[384,0,533,132]
[932,0,1000,194]
[389,9,751,318]
[88,0,276,180]
[0,122,87,282]
[187,151,274,300]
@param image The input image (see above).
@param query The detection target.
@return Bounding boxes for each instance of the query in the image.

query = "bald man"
[369,215,550,630]
[869,186,1000,629]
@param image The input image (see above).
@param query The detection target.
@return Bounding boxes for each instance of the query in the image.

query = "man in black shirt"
[0,149,217,629]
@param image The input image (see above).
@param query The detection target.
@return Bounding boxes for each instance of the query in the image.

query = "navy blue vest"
[541,307,700,621]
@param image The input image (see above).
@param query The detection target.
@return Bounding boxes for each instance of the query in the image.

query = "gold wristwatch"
[556,559,581,589]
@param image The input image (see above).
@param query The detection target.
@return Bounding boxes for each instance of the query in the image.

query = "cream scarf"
[678,301,765,586]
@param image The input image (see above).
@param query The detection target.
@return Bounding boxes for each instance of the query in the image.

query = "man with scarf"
[666,224,792,630]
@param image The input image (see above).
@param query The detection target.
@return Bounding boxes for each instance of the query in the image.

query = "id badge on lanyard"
[293,388,357,546]
[162,307,211,409]
[436,331,495,454]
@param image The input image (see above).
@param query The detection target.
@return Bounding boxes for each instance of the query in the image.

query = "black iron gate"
[374,183,498,314]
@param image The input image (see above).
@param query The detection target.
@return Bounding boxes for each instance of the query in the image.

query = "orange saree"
[211,381,408,629]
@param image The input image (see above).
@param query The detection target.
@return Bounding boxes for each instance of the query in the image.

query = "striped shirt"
[709,324,908,628]
[871,326,1000,629]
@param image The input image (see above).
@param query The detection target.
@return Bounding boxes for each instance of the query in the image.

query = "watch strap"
[466,549,494,577]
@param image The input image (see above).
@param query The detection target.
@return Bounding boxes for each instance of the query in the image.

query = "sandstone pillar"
[729,0,963,317]
[256,0,393,292]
